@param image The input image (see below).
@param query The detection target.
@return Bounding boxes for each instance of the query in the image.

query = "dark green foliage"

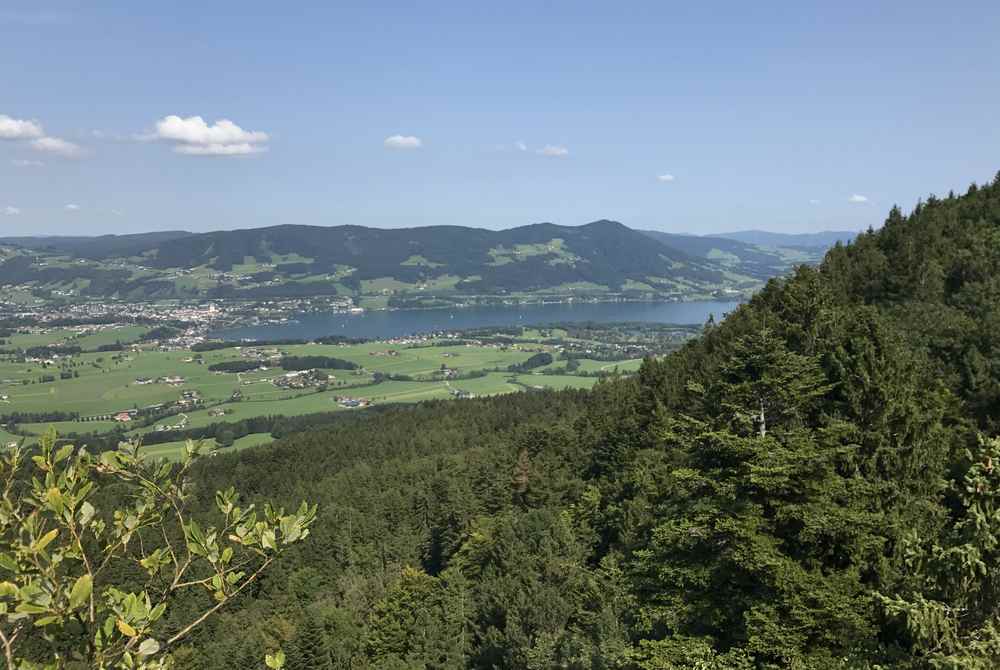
[55,173,1000,667]
[208,360,262,373]
[508,352,554,372]
[290,614,333,670]
[280,355,359,371]
[364,567,466,668]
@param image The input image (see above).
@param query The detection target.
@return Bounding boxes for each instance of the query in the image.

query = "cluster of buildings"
[335,396,371,409]
[134,375,186,386]
[272,369,330,390]
[96,390,202,425]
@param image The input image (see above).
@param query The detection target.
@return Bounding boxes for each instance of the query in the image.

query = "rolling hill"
[0,221,845,305]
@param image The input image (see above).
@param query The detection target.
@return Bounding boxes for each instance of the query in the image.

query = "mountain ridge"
[0,221,844,304]
[713,229,857,248]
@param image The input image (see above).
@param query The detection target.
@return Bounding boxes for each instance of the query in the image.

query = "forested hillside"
[638,230,822,280]
[1,221,746,301]
[116,172,1000,668]
[18,174,1000,668]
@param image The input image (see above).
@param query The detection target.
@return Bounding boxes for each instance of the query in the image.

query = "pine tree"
[879,436,1000,668]
[701,326,830,437]
[292,614,333,670]
[627,326,882,666]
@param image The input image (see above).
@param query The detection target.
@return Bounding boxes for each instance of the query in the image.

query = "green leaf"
[261,529,277,551]
[69,574,92,609]
[265,649,286,669]
[15,603,49,614]
[34,615,60,627]
[0,555,17,573]
[138,638,160,657]
[149,602,167,622]
[78,501,96,526]
[117,619,138,637]
[33,529,59,553]
[54,444,75,463]
[100,451,120,469]
[46,487,64,513]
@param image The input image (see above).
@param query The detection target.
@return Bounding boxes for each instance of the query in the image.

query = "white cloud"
[174,143,265,156]
[155,115,268,145]
[151,115,270,156]
[32,136,84,158]
[65,204,80,211]
[3,206,21,216]
[0,114,44,140]
[11,159,44,167]
[809,199,821,205]
[848,194,869,203]
[384,135,423,150]
[1,114,84,158]
[657,174,676,183]
[515,140,528,152]
[538,145,569,157]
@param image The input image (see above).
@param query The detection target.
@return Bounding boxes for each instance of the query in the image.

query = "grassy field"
[518,374,601,391]
[5,325,150,350]
[0,428,23,446]
[18,420,120,436]
[70,325,151,349]
[138,432,274,462]
[0,335,633,459]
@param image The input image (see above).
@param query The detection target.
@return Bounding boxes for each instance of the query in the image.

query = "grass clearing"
[1,331,636,458]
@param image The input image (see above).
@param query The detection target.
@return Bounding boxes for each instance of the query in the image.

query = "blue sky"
[2,1,999,236]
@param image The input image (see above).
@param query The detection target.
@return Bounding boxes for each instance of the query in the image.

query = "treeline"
[2,410,81,426]
[207,360,261,373]
[192,335,368,353]
[208,356,359,373]
[507,352,553,372]
[280,355,359,371]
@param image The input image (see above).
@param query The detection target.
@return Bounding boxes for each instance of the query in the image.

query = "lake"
[212,300,742,341]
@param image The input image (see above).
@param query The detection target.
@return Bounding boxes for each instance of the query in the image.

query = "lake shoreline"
[210,299,744,342]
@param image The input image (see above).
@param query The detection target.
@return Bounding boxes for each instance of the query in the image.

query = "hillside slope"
[0,221,759,303]
[160,171,1000,668]
[639,229,822,279]
[715,228,857,248]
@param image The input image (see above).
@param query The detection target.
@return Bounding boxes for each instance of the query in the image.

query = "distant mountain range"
[711,230,858,248]
[0,223,855,306]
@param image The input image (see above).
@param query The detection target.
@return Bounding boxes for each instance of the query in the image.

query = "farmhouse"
[114,412,133,423]
[336,396,371,408]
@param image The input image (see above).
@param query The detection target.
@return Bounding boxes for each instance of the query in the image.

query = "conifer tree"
[292,615,332,670]
[880,436,1000,668]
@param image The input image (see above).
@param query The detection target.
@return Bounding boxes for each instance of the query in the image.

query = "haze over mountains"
[0,221,853,304]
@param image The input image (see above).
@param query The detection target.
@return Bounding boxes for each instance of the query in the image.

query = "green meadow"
[0,337,627,458]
